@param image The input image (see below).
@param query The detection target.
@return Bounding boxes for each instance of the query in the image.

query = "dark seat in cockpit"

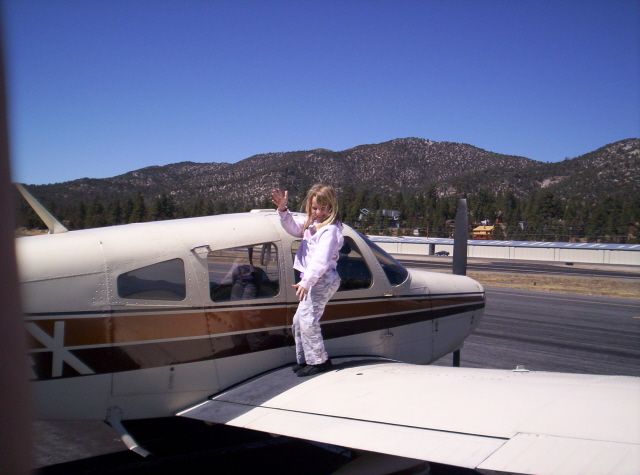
[337,239,372,291]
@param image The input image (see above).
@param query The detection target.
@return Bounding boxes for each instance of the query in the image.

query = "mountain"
[537,139,640,200]
[20,137,639,221]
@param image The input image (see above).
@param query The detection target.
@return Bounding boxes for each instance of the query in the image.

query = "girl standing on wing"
[271,184,343,377]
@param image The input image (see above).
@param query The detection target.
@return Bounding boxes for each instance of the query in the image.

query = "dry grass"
[467,271,640,299]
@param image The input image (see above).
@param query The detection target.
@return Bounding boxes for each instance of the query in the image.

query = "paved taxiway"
[34,284,640,473]
[434,288,640,376]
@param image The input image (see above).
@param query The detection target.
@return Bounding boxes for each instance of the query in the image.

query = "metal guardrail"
[368,235,640,266]
[368,235,640,251]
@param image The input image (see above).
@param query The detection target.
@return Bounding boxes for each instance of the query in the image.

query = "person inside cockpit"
[230,247,258,300]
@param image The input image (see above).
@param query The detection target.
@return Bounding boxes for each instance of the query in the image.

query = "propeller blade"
[453,198,468,276]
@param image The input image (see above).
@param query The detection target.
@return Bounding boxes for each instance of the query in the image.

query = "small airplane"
[15,185,640,474]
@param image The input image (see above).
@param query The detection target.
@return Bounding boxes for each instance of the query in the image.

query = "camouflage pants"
[292,270,341,365]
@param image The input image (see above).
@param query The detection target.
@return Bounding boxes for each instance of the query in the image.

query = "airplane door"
[202,241,290,389]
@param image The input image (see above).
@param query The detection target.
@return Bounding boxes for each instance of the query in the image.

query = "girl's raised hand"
[271,189,288,211]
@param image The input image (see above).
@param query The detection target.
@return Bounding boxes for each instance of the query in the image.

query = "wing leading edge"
[178,359,640,474]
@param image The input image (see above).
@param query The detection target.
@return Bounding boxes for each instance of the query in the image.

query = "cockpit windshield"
[358,233,409,286]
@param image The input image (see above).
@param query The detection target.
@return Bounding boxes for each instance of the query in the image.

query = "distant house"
[472,225,495,240]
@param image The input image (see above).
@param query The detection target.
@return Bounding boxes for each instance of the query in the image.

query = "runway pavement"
[434,288,640,376]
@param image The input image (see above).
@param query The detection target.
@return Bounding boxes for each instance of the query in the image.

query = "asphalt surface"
[434,288,640,376]
[33,277,640,474]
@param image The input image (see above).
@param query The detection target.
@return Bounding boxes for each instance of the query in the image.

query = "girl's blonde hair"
[303,184,339,230]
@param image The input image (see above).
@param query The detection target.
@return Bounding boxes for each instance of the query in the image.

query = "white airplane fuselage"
[18,211,484,421]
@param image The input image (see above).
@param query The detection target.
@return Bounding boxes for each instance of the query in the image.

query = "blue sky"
[4,0,639,185]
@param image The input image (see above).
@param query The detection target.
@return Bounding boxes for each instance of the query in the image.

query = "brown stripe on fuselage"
[27,306,289,347]
[205,306,290,336]
[26,294,482,348]
[325,294,482,322]
[323,298,427,321]
[83,299,482,377]
[29,293,484,380]
[324,298,484,340]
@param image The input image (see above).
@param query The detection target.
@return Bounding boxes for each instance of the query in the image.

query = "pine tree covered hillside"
[15,137,640,243]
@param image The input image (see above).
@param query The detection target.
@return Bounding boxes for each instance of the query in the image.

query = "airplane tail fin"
[452,198,468,276]
[15,184,68,234]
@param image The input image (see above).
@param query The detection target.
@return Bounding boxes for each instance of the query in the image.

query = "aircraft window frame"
[207,242,280,302]
[117,258,187,301]
[358,233,409,286]
[291,236,373,292]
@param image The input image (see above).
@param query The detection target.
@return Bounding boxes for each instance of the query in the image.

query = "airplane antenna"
[15,183,68,234]
[452,198,467,276]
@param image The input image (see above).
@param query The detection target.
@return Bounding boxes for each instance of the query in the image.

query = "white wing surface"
[178,359,640,475]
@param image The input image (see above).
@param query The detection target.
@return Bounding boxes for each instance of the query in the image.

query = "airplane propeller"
[452,198,468,277]
[452,198,468,366]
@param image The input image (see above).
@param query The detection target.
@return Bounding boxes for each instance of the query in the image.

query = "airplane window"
[291,237,373,291]
[117,258,186,301]
[358,233,408,286]
[208,243,279,302]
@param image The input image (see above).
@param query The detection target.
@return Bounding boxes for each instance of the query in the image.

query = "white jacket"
[278,210,344,289]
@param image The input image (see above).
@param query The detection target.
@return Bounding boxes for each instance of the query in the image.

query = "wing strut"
[15,183,68,234]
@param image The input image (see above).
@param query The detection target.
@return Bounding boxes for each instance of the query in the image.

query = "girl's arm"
[272,188,304,237]
[299,225,343,289]
[278,209,305,237]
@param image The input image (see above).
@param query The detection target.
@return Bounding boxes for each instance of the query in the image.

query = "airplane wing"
[178,359,640,475]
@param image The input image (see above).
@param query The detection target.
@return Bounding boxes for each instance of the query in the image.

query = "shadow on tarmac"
[35,417,477,475]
